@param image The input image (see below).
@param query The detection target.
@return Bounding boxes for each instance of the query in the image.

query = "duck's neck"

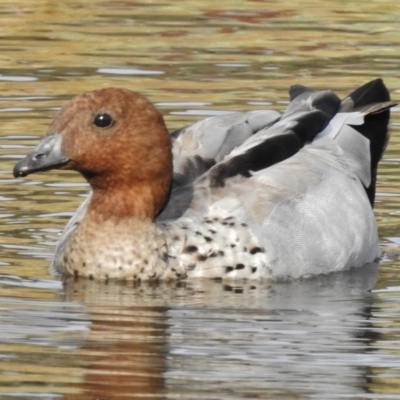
[82,119,173,223]
[86,175,171,223]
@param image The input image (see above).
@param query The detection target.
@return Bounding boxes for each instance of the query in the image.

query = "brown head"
[14,88,173,221]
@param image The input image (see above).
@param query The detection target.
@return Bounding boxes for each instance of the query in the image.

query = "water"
[1,0,400,398]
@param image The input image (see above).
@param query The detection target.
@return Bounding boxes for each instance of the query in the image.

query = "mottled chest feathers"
[166,215,271,279]
[55,217,182,280]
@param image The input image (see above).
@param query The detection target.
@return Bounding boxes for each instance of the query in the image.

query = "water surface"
[1,1,400,398]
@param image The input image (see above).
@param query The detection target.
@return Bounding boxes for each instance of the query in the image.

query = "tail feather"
[341,78,391,110]
[341,79,397,206]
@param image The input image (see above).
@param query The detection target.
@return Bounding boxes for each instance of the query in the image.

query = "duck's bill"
[13,134,70,178]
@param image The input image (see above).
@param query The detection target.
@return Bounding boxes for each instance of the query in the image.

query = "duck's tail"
[340,78,397,207]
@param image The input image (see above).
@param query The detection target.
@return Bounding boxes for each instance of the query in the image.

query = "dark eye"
[94,113,114,129]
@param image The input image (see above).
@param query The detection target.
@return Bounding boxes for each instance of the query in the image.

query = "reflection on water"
[2,264,396,399]
[18,264,382,399]
[0,0,400,398]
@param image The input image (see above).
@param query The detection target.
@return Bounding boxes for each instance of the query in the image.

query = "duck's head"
[14,89,173,219]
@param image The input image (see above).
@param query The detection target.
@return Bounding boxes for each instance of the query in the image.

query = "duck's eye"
[94,113,114,129]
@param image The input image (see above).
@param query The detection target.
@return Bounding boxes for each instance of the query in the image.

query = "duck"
[13,78,396,281]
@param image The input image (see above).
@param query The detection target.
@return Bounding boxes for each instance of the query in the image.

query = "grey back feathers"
[160,78,395,222]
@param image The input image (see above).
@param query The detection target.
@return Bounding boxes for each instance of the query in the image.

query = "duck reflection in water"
[58,263,379,399]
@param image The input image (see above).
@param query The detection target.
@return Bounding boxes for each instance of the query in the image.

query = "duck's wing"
[158,85,344,221]
[171,109,281,176]
[158,110,280,221]
[209,79,395,205]
[172,78,395,211]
